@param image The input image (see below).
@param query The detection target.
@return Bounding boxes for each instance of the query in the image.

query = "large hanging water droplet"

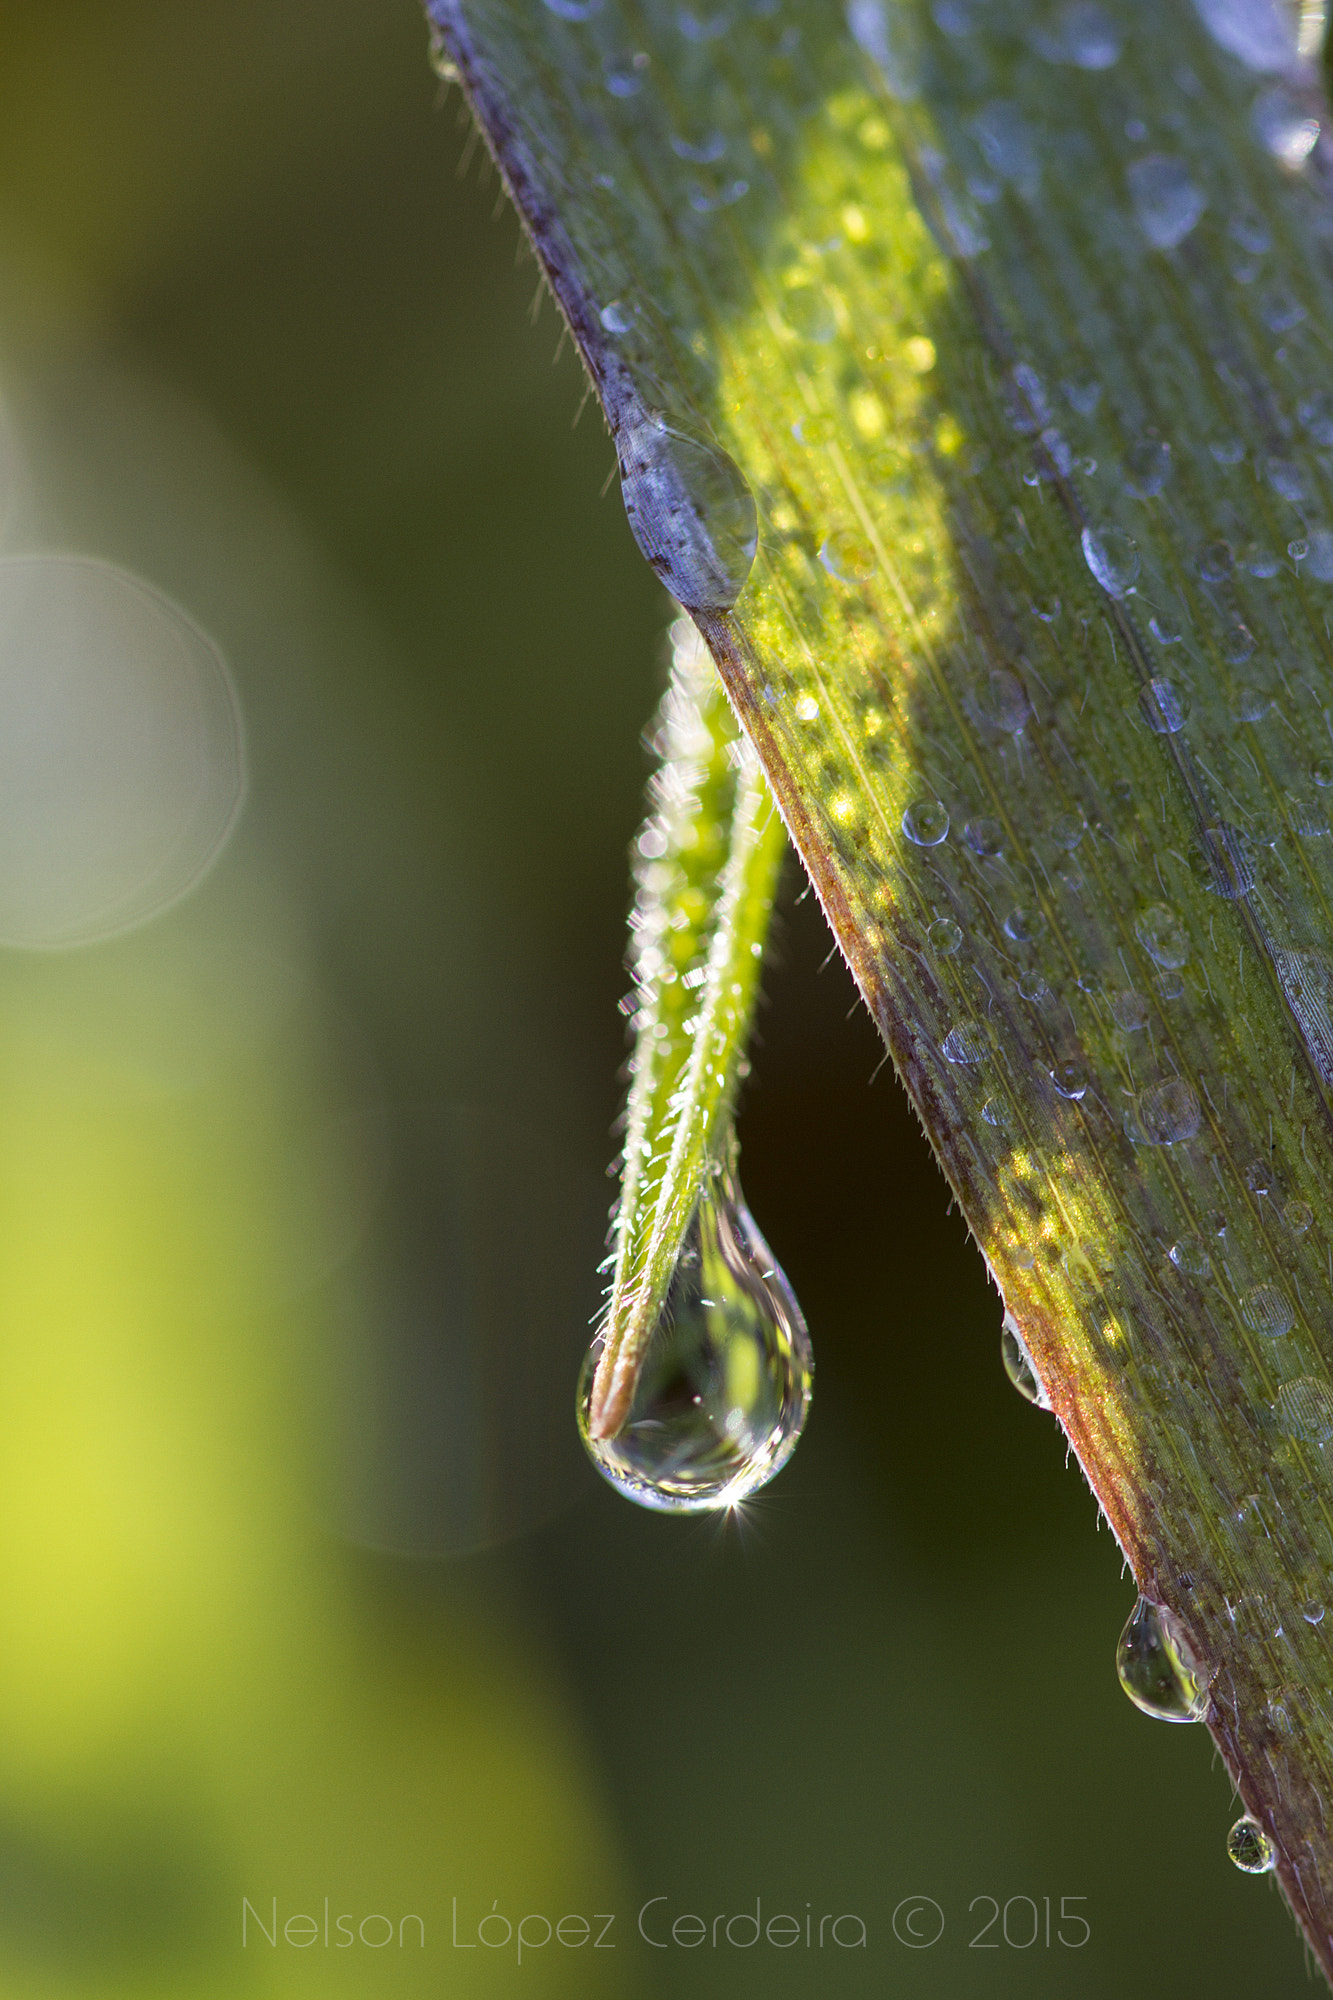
[1227,1816,1275,1874]
[619,418,758,611]
[1116,1595,1209,1721]
[1001,1312,1050,1408]
[578,1164,813,1512]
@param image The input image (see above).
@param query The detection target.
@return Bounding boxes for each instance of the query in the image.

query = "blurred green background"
[0,1,1314,1993]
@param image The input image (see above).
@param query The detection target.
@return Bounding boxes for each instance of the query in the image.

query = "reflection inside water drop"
[1116,1595,1209,1721]
[578,1162,813,1513]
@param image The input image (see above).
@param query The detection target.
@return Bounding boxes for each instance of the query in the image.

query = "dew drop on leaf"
[1082,525,1139,595]
[1135,904,1190,967]
[578,1164,813,1512]
[1142,678,1191,733]
[942,1021,986,1064]
[1001,1312,1051,1407]
[902,797,950,845]
[819,529,877,583]
[964,815,1004,856]
[619,419,758,611]
[1116,1596,1209,1721]
[1134,1077,1202,1144]
[1124,437,1171,497]
[1241,1284,1296,1337]
[1273,1376,1333,1441]
[1127,154,1206,249]
[1227,1816,1276,1875]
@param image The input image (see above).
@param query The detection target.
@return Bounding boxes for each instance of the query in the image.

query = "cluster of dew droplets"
[578,1157,814,1513]
[1115,1596,1210,1722]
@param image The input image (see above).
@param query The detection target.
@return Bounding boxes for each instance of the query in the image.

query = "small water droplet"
[1229,202,1270,256]
[619,418,758,611]
[1128,154,1206,249]
[1222,621,1255,665]
[1246,1160,1272,1195]
[820,529,877,583]
[1262,288,1306,332]
[1149,612,1183,645]
[1018,969,1049,1000]
[1001,1312,1051,1406]
[1300,391,1333,445]
[1306,529,1333,582]
[942,1021,986,1064]
[1050,1059,1088,1100]
[1303,1599,1325,1624]
[964,816,1004,857]
[1116,1595,1209,1721]
[1136,904,1190,967]
[1135,1076,1202,1144]
[781,284,837,342]
[603,53,647,95]
[1033,0,1123,66]
[1169,1233,1212,1277]
[902,797,950,845]
[677,7,729,41]
[687,177,750,213]
[1290,536,1309,563]
[1241,1284,1296,1337]
[1110,988,1150,1031]
[578,1164,813,1512]
[1196,823,1256,899]
[1289,797,1331,838]
[1003,906,1043,942]
[980,667,1031,734]
[1286,1198,1313,1235]
[1268,456,1307,503]
[981,1096,1009,1127]
[1253,83,1320,166]
[1314,758,1333,788]
[927,915,963,954]
[1198,540,1234,583]
[1142,677,1191,733]
[1274,1375,1333,1441]
[600,299,637,333]
[1124,437,1171,497]
[670,127,727,164]
[1232,684,1271,722]
[1051,809,1086,849]
[1226,1816,1275,1874]
[543,0,602,16]
[792,413,834,446]
[1082,526,1139,595]
[1064,377,1102,415]
[971,100,1040,197]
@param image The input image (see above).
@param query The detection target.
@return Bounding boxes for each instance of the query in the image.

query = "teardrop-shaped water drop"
[618,418,758,611]
[578,1164,813,1512]
[1226,1815,1275,1874]
[1116,1595,1209,1721]
[1001,1312,1050,1408]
